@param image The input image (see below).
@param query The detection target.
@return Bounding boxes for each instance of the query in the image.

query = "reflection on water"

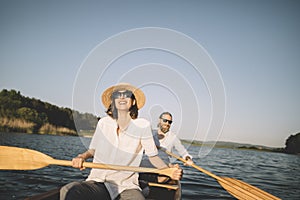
[0,132,299,199]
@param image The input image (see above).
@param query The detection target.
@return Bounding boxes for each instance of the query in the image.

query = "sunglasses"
[112,90,133,99]
[161,118,173,124]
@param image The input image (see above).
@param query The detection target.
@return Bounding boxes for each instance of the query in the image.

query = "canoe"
[25,180,181,200]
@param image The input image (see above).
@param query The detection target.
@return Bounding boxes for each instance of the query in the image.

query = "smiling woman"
[102,83,145,120]
[101,83,146,110]
[59,82,182,200]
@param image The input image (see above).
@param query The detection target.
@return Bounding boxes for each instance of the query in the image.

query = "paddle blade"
[218,177,280,200]
[0,146,53,170]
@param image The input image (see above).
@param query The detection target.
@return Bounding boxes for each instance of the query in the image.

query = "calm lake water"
[0,132,299,200]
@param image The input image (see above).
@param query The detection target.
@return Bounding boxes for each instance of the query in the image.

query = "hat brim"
[101,83,145,109]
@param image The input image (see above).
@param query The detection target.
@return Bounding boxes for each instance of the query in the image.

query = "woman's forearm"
[77,149,95,160]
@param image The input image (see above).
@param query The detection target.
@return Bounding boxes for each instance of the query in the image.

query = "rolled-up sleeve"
[173,137,192,159]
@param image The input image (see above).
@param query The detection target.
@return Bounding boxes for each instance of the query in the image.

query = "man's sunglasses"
[161,118,173,124]
[112,90,133,99]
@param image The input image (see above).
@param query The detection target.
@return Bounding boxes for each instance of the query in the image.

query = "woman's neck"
[116,111,131,134]
[117,110,131,120]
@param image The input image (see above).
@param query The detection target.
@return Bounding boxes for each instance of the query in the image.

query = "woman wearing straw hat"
[60,83,182,200]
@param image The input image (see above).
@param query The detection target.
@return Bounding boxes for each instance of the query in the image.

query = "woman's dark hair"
[106,93,138,119]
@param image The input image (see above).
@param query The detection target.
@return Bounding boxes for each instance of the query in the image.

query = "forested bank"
[0,89,98,136]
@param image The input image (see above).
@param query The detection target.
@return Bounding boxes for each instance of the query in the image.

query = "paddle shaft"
[50,159,178,190]
[163,150,219,179]
[148,182,178,190]
[51,158,174,175]
[0,146,175,177]
[45,160,179,190]
[163,149,280,200]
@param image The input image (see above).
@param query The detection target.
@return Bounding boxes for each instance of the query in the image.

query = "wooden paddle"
[163,149,281,200]
[148,182,178,190]
[0,146,177,178]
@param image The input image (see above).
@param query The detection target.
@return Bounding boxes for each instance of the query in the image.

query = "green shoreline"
[181,140,286,154]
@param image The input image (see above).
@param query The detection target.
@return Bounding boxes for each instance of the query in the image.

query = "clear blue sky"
[1,0,299,148]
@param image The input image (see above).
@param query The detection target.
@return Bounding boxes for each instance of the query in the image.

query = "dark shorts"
[60,181,145,200]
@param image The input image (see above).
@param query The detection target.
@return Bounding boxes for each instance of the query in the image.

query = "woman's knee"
[60,181,82,200]
[60,181,111,200]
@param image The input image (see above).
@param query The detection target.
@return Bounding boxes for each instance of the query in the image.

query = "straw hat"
[101,83,146,109]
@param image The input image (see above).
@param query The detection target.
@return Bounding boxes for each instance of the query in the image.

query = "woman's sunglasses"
[112,90,133,99]
[161,118,173,124]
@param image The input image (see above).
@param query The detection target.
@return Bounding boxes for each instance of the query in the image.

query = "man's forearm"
[148,155,168,169]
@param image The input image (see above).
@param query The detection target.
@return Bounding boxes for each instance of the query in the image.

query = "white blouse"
[86,116,158,199]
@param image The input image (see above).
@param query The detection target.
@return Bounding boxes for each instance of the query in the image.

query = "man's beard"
[160,124,170,133]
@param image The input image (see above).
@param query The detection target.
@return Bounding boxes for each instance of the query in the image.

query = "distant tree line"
[182,133,300,155]
[0,89,98,135]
